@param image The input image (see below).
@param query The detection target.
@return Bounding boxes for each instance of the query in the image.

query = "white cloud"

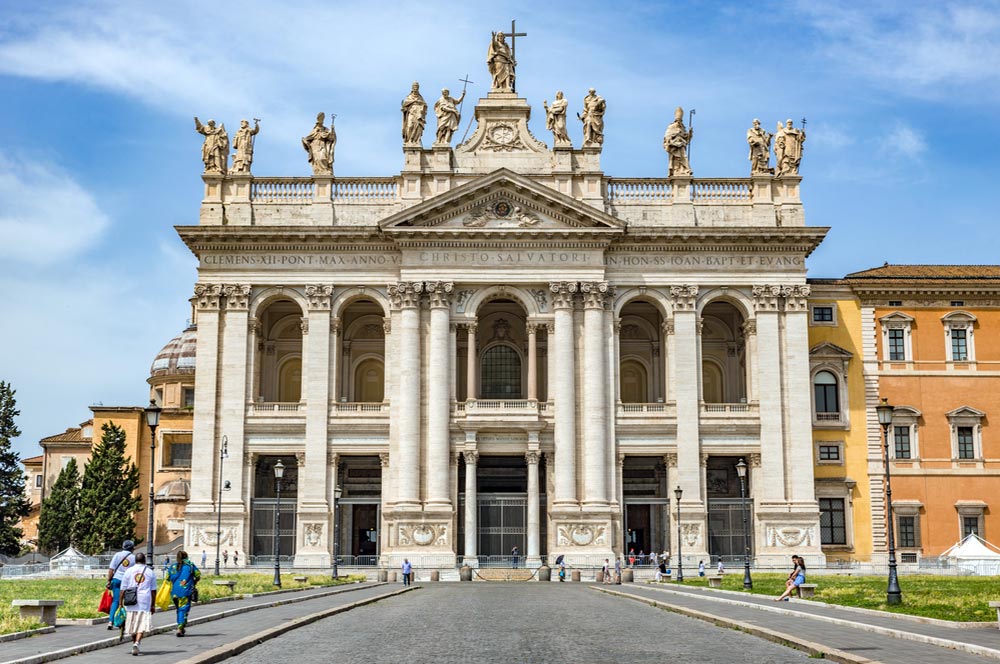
[879,122,927,160]
[0,152,111,264]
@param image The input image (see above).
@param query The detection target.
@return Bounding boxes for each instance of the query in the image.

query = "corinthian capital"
[194,283,223,310]
[304,284,334,310]
[580,281,612,309]
[388,281,423,309]
[752,284,783,311]
[424,281,454,308]
[222,284,251,310]
[669,285,699,311]
[549,281,578,309]
[782,284,811,312]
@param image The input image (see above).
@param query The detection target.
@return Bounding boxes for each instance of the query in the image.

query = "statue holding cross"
[487,22,526,93]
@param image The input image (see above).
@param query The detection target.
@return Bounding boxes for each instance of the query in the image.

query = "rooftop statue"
[487,31,515,92]
[302,112,336,175]
[578,88,606,147]
[543,91,571,147]
[194,117,229,174]
[401,82,428,146]
[231,118,260,175]
[434,88,467,146]
[663,107,693,176]
[775,119,806,176]
[747,118,773,176]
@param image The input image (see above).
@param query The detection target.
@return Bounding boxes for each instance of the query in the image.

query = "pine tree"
[0,381,30,556]
[77,422,141,555]
[38,458,81,553]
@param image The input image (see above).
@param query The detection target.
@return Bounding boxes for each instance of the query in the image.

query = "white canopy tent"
[939,533,1000,575]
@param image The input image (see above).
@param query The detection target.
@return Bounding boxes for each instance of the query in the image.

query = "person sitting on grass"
[168,550,201,636]
[775,555,806,601]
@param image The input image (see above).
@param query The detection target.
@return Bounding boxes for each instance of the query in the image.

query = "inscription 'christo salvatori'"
[417,251,595,265]
[605,254,803,267]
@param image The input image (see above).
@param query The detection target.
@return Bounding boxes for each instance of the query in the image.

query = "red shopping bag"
[98,589,112,614]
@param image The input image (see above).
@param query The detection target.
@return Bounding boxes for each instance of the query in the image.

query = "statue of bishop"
[302,113,336,175]
[194,117,229,174]
[401,82,428,145]
[662,107,693,176]
[434,88,466,145]
[775,119,806,176]
[231,119,260,174]
[746,118,773,175]
[578,88,606,147]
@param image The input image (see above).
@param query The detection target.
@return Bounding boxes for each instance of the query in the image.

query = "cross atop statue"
[486,21,526,94]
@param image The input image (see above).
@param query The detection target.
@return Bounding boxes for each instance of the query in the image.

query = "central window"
[480,345,522,399]
[888,329,906,361]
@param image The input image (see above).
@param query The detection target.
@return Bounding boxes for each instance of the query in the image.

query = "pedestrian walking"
[120,552,156,656]
[639,549,646,566]
[511,545,520,568]
[717,560,725,575]
[105,539,136,630]
[233,551,239,567]
[628,547,635,567]
[601,559,612,584]
[656,553,668,582]
[698,560,705,577]
[558,562,566,582]
[200,551,207,568]
[168,550,201,636]
[222,550,228,567]
[402,559,412,585]
[614,556,622,584]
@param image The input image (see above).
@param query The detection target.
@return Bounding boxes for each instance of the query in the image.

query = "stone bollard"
[571,570,581,582]
[623,569,634,583]
[377,569,388,583]
[460,565,473,582]
[430,570,440,582]
[595,570,605,583]
[389,571,397,582]
[537,565,551,582]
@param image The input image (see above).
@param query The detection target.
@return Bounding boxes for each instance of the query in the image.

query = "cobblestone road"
[236,584,809,663]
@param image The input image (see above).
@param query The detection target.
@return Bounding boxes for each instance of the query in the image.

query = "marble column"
[783,286,817,503]
[449,323,458,402]
[670,286,701,501]
[332,316,343,401]
[752,285,786,504]
[526,323,538,401]
[378,453,389,560]
[742,319,758,402]
[190,284,223,507]
[549,282,578,508]
[218,284,251,500]
[302,285,333,515]
[390,282,423,509]
[545,322,555,403]
[340,341,352,401]
[465,323,478,400]
[526,450,541,564]
[663,318,676,402]
[581,281,609,507]
[425,282,453,510]
[463,450,478,563]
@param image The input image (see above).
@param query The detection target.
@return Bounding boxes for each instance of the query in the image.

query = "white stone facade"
[180,90,826,568]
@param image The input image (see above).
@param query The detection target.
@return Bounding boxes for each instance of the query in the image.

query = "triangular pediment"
[379,169,624,233]
[809,342,854,358]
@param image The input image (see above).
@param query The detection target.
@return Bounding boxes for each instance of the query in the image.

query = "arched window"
[620,360,648,403]
[278,357,302,402]
[354,358,385,402]
[480,345,522,399]
[813,371,839,415]
[702,361,724,403]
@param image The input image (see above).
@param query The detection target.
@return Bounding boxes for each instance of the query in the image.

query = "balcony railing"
[816,412,841,422]
[617,402,676,417]
[331,177,398,203]
[251,178,315,202]
[333,401,389,414]
[607,178,672,203]
[248,402,304,414]
[454,399,540,414]
[700,402,759,416]
[690,179,752,202]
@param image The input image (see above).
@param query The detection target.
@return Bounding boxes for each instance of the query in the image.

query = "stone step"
[473,568,535,582]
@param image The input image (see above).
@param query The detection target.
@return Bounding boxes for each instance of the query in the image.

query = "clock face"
[491,124,515,144]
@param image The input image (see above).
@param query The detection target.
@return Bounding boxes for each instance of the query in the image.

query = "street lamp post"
[736,458,753,590]
[877,398,903,605]
[143,401,161,565]
[272,460,285,588]
[674,485,684,582]
[214,436,229,576]
[332,485,343,579]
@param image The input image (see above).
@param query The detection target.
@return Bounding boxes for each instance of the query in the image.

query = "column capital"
[580,281,612,309]
[382,317,392,335]
[526,322,539,335]
[752,284,783,311]
[463,450,479,465]
[296,451,306,467]
[465,321,478,333]
[388,281,423,309]
[304,284,334,310]
[545,321,555,334]
[331,317,341,334]
[328,451,339,466]
[748,452,762,468]
[425,281,454,308]
[669,285,699,311]
[379,452,390,468]
[194,283,224,311]
[662,318,675,335]
[548,281,579,309]
[249,317,261,337]
[222,284,251,310]
[664,452,678,468]
[783,284,811,312]
[525,450,540,465]
[741,318,757,336]
[299,316,309,335]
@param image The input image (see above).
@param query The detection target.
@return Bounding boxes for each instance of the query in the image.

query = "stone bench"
[293,576,308,583]
[988,601,1000,628]
[212,580,237,590]
[796,584,818,599]
[657,573,672,582]
[707,575,723,588]
[11,600,64,627]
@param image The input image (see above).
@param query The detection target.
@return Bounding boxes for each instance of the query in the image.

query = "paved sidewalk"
[1,582,388,664]
[605,583,1000,664]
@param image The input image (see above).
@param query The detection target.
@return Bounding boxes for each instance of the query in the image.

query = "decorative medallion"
[463,199,543,228]
[481,123,526,152]
[557,523,608,547]
[493,200,512,217]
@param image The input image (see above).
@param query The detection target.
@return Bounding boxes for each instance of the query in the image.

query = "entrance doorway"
[706,455,753,561]
[338,456,382,564]
[622,456,670,559]
[250,455,298,560]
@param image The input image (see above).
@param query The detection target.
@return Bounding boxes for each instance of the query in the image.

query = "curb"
[0,627,55,644]
[173,585,416,663]
[595,587,876,664]
[2,582,384,664]
[617,584,1000,661]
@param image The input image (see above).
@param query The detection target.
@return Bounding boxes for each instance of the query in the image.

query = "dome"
[150,325,197,377]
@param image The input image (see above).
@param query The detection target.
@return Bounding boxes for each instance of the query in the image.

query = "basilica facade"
[180,60,825,567]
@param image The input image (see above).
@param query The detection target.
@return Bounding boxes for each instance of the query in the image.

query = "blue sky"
[2,0,999,459]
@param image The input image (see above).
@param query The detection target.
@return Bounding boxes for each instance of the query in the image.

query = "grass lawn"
[0,573,364,635]
[670,573,998,622]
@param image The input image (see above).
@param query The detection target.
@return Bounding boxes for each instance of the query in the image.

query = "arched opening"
[354,358,385,403]
[620,360,648,403]
[463,298,535,401]
[481,344,522,398]
[813,370,839,415]
[618,300,665,403]
[339,299,386,402]
[700,301,747,403]
[254,299,304,403]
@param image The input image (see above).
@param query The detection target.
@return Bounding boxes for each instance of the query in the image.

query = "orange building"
[848,265,1000,558]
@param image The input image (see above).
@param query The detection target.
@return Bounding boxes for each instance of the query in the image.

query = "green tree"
[0,381,30,556]
[37,458,81,553]
[77,422,141,555]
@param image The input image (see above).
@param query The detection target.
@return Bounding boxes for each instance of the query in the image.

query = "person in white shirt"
[106,540,136,630]
[120,552,157,656]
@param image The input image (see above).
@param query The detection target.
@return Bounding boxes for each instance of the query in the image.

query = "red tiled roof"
[21,455,43,464]
[40,420,93,444]
[847,264,1000,279]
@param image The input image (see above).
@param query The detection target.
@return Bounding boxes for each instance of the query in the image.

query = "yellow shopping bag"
[155,579,172,611]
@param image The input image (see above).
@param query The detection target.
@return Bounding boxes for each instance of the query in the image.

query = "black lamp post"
[143,400,161,565]
[272,460,285,588]
[736,458,753,590]
[332,485,343,579]
[214,435,229,576]
[877,398,903,605]
[674,485,684,582]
